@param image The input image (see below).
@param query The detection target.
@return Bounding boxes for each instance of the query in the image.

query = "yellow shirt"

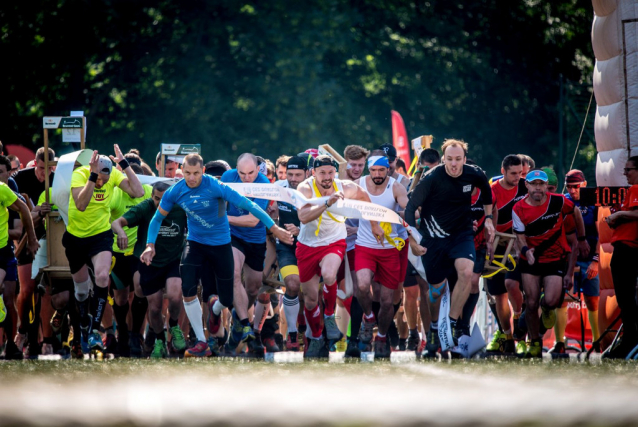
[110,185,152,253]
[67,166,125,238]
[0,182,18,248]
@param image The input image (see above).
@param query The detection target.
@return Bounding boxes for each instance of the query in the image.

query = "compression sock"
[113,302,129,337]
[157,329,167,343]
[489,300,503,332]
[212,299,225,316]
[430,320,438,332]
[168,316,178,328]
[350,296,363,339]
[91,286,109,330]
[283,294,300,333]
[183,299,206,342]
[304,305,323,339]
[131,295,148,334]
[461,292,480,330]
[253,300,270,332]
[322,282,337,316]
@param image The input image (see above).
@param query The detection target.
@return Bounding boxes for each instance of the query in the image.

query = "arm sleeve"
[158,185,176,213]
[405,174,430,228]
[220,183,275,229]
[512,209,525,234]
[146,208,167,245]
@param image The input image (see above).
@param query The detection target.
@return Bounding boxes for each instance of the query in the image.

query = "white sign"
[62,111,85,143]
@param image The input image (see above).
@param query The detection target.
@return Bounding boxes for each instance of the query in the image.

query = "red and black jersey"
[612,184,638,248]
[492,178,528,233]
[471,189,486,249]
[512,193,574,263]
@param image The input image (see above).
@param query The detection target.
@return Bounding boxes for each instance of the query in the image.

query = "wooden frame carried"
[483,231,518,275]
[318,144,348,179]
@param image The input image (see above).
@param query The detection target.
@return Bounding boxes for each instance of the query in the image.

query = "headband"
[367,156,390,169]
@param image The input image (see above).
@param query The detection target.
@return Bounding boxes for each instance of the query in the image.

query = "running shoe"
[407,332,421,352]
[41,343,54,356]
[286,332,299,351]
[241,324,256,343]
[3,341,23,360]
[526,339,542,358]
[184,340,212,358]
[399,338,407,351]
[207,295,222,335]
[129,332,143,358]
[151,339,168,359]
[421,330,440,358]
[513,314,526,341]
[345,339,361,358]
[143,329,156,356]
[374,336,391,359]
[89,330,104,351]
[169,326,186,352]
[117,334,130,357]
[207,336,222,357]
[80,327,90,354]
[502,339,515,354]
[305,337,328,358]
[249,331,265,356]
[486,330,506,352]
[324,314,343,341]
[549,341,566,354]
[358,317,376,345]
[70,341,83,359]
[274,333,285,351]
[263,336,280,353]
[230,309,245,344]
[516,340,528,357]
[50,310,66,334]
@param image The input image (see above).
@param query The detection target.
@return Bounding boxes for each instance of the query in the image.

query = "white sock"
[213,299,225,316]
[183,298,205,342]
[253,301,270,332]
[283,295,299,333]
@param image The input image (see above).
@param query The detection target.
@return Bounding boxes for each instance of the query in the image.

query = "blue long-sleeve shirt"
[147,174,274,246]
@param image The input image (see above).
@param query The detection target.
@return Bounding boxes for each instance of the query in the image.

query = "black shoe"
[345,339,361,358]
[274,333,284,351]
[104,334,118,355]
[143,330,156,356]
[513,315,526,341]
[249,332,265,356]
[407,332,421,352]
[399,338,407,351]
[602,338,638,359]
[117,332,130,357]
[263,336,280,353]
[3,341,23,360]
[387,321,400,349]
[129,332,143,358]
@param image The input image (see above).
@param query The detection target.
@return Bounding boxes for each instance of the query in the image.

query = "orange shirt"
[611,184,638,248]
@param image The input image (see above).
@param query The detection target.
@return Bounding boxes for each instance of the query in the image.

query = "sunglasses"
[624,167,638,173]
[565,184,582,189]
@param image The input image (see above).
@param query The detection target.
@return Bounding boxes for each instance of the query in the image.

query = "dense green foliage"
[1,0,595,177]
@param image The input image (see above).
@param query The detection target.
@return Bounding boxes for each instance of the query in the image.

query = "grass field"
[0,357,637,426]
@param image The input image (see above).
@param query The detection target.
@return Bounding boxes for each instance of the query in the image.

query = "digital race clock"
[579,187,629,207]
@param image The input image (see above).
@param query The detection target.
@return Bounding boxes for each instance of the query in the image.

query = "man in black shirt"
[405,139,494,345]
[13,147,54,355]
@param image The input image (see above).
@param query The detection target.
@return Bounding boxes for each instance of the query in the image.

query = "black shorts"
[485,246,523,296]
[421,230,476,285]
[62,230,113,275]
[139,258,181,297]
[520,257,568,278]
[181,240,234,307]
[50,278,74,296]
[403,261,420,288]
[111,252,140,290]
[474,246,487,275]
[231,235,266,272]
[276,242,297,269]
[0,245,18,282]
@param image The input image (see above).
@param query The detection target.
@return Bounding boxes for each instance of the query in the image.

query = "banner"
[438,283,486,357]
[391,110,411,167]
[51,149,94,225]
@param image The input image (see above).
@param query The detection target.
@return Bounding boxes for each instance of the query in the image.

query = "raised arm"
[112,144,144,198]
[72,151,99,212]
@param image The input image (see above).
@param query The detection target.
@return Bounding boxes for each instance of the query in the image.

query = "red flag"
[391,110,410,166]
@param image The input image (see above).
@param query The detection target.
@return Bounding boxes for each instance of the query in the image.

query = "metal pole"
[558,74,565,181]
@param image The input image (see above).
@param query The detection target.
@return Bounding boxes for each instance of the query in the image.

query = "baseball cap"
[297,152,314,169]
[542,167,558,187]
[525,169,548,183]
[286,156,308,171]
[313,155,339,170]
[378,143,397,161]
[565,169,586,184]
[97,156,113,175]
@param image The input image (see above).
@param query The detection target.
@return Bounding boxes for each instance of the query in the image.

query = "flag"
[391,110,410,167]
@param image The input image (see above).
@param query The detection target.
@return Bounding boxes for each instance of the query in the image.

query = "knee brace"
[74,279,92,302]
[429,282,446,304]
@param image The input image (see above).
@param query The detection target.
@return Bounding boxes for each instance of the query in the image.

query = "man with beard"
[379,144,410,190]
[512,170,589,358]
[405,139,494,347]
[296,155,383,358]
[272,156,307,351]
[355,154,425,357]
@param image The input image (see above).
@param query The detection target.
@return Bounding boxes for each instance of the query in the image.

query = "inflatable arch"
[592,0,638,348]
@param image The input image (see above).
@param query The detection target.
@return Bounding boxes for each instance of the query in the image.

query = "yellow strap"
[380,221,405,250]
[408,155,419,176]
[481,254,517,279]
[312,179,344,236]
[109,256,116,274]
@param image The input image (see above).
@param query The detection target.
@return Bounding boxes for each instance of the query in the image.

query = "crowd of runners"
[0,138,637,361]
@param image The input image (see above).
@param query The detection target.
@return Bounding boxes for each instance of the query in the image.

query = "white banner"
[51,149,94,225]
[437,284,455,351]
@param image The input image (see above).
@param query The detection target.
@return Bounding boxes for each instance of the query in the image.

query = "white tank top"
[356,176,398,249]
[298,179,347,247]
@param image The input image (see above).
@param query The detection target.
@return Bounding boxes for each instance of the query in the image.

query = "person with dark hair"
[485,154,527,355]
[142,153,292,358]
[405,139,494,355]
[295,155,384,358]
[378,144,409,190]
[155,152,180,178]
[13,146,55,356]
[275,155,291,181]
[112,181,187,359]
[604,156,638,358]
[7,155,20,175]
[420,149,440,168]
[124,152,142,166]
[204,160,230,179]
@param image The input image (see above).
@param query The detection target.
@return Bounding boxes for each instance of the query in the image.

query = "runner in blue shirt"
[141,153,293,357]
[221,153,275,355]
